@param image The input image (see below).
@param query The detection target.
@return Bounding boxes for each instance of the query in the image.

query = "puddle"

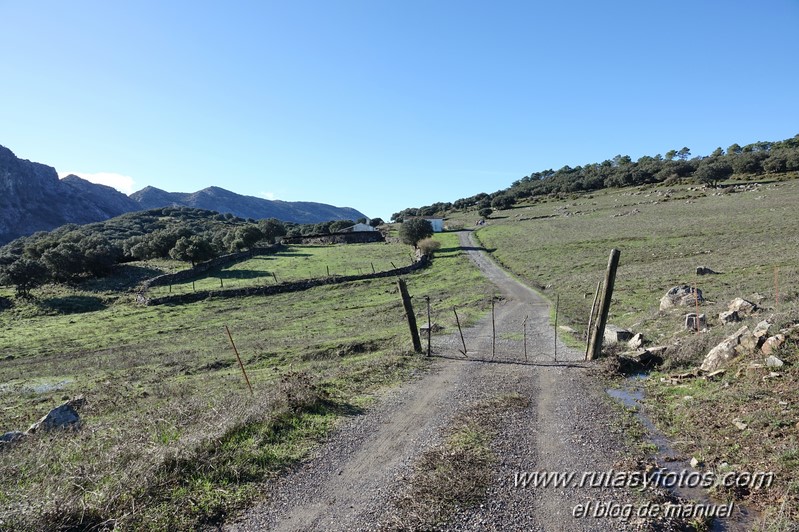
[607,376,761,532]
[0,379,73,395]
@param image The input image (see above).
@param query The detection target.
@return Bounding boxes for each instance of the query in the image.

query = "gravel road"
[225,231,643,531]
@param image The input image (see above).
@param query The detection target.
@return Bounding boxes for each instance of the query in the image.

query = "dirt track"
[226,231,637,531]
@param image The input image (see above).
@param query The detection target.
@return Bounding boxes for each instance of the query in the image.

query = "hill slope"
[130,185,366,224]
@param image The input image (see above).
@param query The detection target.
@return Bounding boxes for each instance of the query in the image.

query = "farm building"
[409,217,444,232]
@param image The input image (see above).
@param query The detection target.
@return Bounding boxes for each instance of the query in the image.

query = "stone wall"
[140,245,281,290]
[282,231,384,245]
[139,256,429,306]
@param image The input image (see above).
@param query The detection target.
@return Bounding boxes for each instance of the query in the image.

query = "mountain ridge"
[0,144,367,245]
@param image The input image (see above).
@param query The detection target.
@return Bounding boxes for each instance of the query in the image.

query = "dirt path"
[226,231,638,531]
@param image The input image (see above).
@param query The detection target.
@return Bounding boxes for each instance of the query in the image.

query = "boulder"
[26,396,85,434]
[761,334,786,356]
[684,313,707,331]
[0,431,25,448]
[719,310,740,324]
[627,333,644,350]
[728,297,757,315]
[753,320,772,339]
[696,266,719,275]
[604,325,633,344]
[660,285,704,310]
[765,354,784,368]
[700,326,750,372]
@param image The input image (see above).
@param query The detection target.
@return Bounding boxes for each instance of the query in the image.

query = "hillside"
[130,185,366,224]
[0,146,139,244]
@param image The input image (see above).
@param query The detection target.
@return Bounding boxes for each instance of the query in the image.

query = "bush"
[478,208,493,218]
[417,238,441,256]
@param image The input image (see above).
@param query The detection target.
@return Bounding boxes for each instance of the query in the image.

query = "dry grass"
[384,393,529,530]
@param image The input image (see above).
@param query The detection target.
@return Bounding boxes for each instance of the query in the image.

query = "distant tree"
[677,147,692,160]
[369,217,384,227]
[229,225,263,251]
[41,242,85,282]
[356,217,368,224]
[330,220,355,233]
[478,208,493,218]
[0,258,49,297]
[491,194,514,210]
[399,218,434,248]
[258,218,287,243]
[169,236,216,266]
[694,160,733,187]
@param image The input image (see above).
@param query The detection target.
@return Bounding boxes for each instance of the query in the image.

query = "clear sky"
[1,1,798,221]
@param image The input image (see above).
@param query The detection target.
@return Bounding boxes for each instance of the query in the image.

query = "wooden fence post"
[397,279,422,353]
[587,249,621,361]
[584,280,601,360]
[554,294,559,362]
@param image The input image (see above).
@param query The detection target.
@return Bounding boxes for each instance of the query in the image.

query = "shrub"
[417,238,441,256]
[478,208,493,218]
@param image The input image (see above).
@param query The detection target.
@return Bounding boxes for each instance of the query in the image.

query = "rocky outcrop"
[660,285,704,310]
[26,396,85,434]
[700,326,751,372]
[0,146,139,245]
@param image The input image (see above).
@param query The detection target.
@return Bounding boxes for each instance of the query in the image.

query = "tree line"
[391,134,799,221]
[0,207,381,296]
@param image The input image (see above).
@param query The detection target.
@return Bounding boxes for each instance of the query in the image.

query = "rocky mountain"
[0,144,368,245]
[129,186,366,224]
[0,146,139,245]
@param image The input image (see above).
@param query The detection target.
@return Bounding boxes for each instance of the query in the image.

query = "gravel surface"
[225,231,646,531]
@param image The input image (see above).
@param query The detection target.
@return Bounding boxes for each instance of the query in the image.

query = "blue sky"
[1,1,798,221]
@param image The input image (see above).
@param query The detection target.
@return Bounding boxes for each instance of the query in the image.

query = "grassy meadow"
[147,242,418,297]
[0,233,493,530]
[474,174,799,526]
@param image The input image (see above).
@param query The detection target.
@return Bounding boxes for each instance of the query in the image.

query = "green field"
[147,242,418,297]
[0,232,493,530]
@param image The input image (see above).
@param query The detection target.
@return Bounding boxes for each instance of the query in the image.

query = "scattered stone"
[684,313,707,331]
[690,457,701,468]
[604,325,633,344]
[728,297,757,315]
[419,323,444,335]
[737,330,764,354]
[762,335,786,356]
[753,320,772,338]
[763,372,782,381]
[700,326,750,372]
[0,431,25,445]
[632,349,663,367]
[26,396,85,434]
[765,355,784,368]
[696,266,719,275]
[627,333,644,350]
[732,419,749,431]
[660,285,704,310]
[718,310,740,324]
[704,369,726,380]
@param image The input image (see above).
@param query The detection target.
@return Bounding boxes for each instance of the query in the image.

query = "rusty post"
[523,315,528,362]
[554,294,559,362]
[225,325,253,395]
[426,296,431,356]
[491,297,496,360]
[453,307,467,356]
